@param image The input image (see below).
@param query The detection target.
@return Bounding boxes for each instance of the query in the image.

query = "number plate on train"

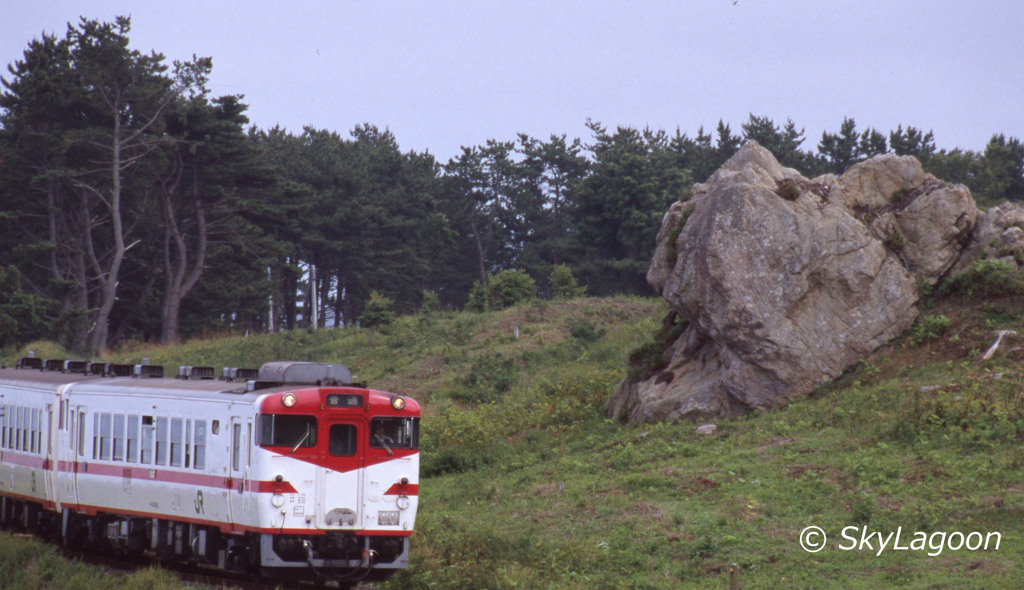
[378,511,400,526]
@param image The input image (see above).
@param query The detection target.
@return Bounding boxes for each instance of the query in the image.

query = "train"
[0,358,420,586]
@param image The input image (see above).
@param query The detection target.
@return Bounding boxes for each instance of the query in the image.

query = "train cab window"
[370,417,420,451]
[259,414,317,450]
[329,424,358,457]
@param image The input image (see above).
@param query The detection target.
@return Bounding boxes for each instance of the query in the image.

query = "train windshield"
[370,417,419,450]
[259,414,317,449]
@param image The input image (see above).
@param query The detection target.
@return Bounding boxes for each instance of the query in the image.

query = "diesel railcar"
[0,360,420,586]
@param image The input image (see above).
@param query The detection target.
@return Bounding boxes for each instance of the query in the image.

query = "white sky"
[2,1,1022,163]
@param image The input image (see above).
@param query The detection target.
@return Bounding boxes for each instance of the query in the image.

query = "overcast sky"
[2,1,1022,163]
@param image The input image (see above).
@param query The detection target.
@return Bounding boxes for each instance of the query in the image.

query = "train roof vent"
[17,357,43,370]
[221,367,260,381]
[44,359,65,371]
[177,365,215,380]
[135,364,164,378]
[258,361,353,386]
[64,360,90,374]
[246,380,283,392]
[107,364,134,377]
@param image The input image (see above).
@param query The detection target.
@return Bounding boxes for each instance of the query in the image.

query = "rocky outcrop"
[609,142,979,423]
[950,201,1024,275]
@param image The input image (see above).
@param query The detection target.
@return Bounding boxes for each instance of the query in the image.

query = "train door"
[228,417,254,526]
[55,394,81,511]
[44,402,55,505]
[317,418,364,529]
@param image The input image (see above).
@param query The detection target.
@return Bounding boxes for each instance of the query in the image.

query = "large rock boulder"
[609,142,978,422]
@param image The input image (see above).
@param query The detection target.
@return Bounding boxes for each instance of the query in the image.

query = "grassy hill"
[2,292,1024,589]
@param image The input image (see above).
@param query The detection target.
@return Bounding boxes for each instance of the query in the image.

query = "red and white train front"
[250,381,420,578]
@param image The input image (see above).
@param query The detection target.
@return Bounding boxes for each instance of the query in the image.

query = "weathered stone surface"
[864,181,977,284]
[610,141,979,423]
[950,201,1024,275]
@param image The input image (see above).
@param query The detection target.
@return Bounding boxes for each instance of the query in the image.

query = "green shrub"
[465,269,537,311]
[776,178,800,201]
[420,289,440,314]
[489,269,536,310]
[568,319,606,343]
[548,264,586,300]
[908,313,951,345]
[465,281,488,312]
[940,258,1024,298]
[891,186,913,202]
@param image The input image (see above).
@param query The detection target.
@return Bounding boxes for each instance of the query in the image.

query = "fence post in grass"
[729,562,739,590]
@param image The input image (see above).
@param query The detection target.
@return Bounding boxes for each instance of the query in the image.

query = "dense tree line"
[2,17,1022,352]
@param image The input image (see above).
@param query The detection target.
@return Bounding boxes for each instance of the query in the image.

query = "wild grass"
[3,293,1024,588]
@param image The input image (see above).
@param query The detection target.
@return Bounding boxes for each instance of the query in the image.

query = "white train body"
[0,361,420,585]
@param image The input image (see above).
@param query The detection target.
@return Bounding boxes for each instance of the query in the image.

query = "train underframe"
[0,495,407,585]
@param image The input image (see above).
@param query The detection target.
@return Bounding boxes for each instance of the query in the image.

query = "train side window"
[19,407,26,451]
[194,420,206,470]
[141,416,154,464]
[78,411,86,457]
[329,424,358,457]
[32,408,40,454]
[113,414,125,461]
[155,417,169,465]
[126,415,139,462]
[185,420,192,468]
[232,423,241,471]
[23,407,30,452]
[0,405,6,449]
[15,407,22,451]
[170,418,183,467]
[99,413,112,461]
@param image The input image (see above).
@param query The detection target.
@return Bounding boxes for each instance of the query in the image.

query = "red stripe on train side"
[6,450,299,494]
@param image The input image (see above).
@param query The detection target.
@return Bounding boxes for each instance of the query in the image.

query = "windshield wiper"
[374,434,394,456]
[292,428,311,453]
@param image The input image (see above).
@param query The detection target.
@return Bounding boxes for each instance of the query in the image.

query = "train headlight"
[282,393,297,407]
[391,395,406,410]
